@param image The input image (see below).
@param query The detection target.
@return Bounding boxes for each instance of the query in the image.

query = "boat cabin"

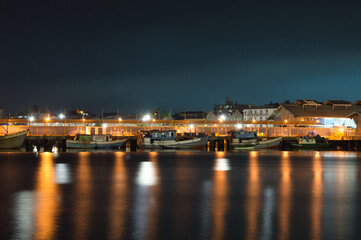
[234,131,257,139]
[298,138,316,144]
[75,134,113,142]
[142,130,177,140]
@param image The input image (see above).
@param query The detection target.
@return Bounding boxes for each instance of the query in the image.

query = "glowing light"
[118,117,122,121]
[142,114,151,121]
[102,123,107,128]
[58,114,65,119]
[316,120,320,123]
[45,117,50,122]
[236,124,242,129]
[189,124,195,129]
[284,120,288,123]
[152,119,155,122]
[252,119,256,123]
[29,116,35,122]
[82,118,85,122]
[219,115,226,122]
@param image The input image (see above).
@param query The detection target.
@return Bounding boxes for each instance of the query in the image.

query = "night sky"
[2,0,361,114]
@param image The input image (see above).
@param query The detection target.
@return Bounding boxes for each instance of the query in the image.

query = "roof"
[346,111,361,118]
[323,100,352,106]
[294,100,321,105]
[280,104,361,118]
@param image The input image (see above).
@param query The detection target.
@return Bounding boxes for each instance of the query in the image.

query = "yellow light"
[45,117,50,122]
[118,117,122,121]
[252,119,256,123]
[284,120,288,123]
[152,119,155,122]
[82,118,85,122]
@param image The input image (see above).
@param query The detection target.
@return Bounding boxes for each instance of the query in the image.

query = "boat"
[0,129,29,149]
[291,137,331,150]
[138,130,209,149]
[231,130,282,150]
[66,134,127,149]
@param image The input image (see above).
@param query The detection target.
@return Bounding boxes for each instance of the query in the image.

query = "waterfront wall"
[0,124,355,138]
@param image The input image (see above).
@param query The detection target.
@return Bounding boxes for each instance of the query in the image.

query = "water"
[0,150,361,240]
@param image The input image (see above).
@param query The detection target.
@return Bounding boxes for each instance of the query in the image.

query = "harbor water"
[1,150,361,239]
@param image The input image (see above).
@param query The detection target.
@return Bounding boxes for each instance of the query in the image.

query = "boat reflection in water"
[3,151,361,239]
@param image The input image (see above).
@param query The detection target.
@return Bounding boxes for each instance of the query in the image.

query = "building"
[173,111,206,120]
[243,102,279,121]
[214,97,248,117]
[206,111,217,121]
[269,100,359,128]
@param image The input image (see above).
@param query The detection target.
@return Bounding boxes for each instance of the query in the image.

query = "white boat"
[0,130,29,149]
[231,130,281,150]
[139,130,209,149]
[255,137,283,149]
[66,134,127,149]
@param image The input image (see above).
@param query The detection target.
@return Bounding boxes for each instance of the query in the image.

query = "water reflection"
[334,154,357,239]
[133,152,160,240]
[211,152,229,240]
[73,152,92,240]
[245,151,261,240]
[108,152,128,240]
[34,152,59,240]
[13,191,35,240]
[55,163,71,184]
[311,152,323,240]
[260,187,275,240]
[278,151,292,240]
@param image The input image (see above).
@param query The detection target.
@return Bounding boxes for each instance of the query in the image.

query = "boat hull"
[255,137,282,149]
[291,143,331,150]
[143,136,209,149]
[66,139,127,149]
[0,130,28,149]
[233,137,282,150]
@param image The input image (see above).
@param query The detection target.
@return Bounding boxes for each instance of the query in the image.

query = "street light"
[59,114,65,119]
[219,114,226,122]
[142,114,151,122]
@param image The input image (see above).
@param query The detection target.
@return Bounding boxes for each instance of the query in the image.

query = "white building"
[243,107,278,121]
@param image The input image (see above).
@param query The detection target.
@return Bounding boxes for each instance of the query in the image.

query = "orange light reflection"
[108,152,128,240]
[34,153,59,240]
[311,152,323,240]
[73,152,92,240]
[278,151,291,240]
[245,151,261,240]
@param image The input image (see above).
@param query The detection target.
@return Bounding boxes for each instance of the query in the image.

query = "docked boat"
[0,129,29,149]
[138,130,209,149]
[231,130,282,150]
[291,138,330,150]
[66,134,127,149]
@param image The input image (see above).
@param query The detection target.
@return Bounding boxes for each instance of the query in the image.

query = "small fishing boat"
[138,130,209,149]
[291,138,330,150]
[0,129,29,149]
[231,130,282,150]
[66,134,127,149]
